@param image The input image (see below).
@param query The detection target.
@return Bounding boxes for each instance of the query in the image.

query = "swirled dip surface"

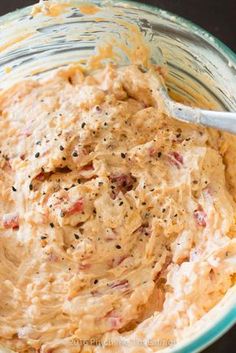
[0,65,235,353]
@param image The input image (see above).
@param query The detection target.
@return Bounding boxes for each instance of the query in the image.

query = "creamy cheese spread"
[0,65,235,353]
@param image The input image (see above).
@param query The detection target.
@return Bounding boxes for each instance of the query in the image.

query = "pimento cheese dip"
[0,65,235,353]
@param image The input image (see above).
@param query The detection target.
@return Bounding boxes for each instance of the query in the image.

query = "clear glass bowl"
[0,1,235,352]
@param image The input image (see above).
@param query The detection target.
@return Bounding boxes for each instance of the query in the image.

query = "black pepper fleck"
[12,186,17,192]
[35,152,40,158]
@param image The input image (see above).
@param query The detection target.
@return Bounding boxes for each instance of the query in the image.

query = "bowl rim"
[118,0,236,65]
[167,301,236,353]
[0,1,235,353]
[0,0,235,66]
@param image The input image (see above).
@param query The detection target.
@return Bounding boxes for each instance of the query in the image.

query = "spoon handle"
[170,101,236,134]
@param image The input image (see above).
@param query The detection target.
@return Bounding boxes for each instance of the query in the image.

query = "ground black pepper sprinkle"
[94,279,99,284]
[81,122,86,129]
[121,153,126,159]
[3,154,9,161]
[35,152,40,158]
[62,157,66,161]
[60,145,64,151]
[157,152,162,158]
[60,211,65,218]
[41,236,47,240]
[119,201,124,206]
[29,184,33,191]
[77,179,81,184]
[12,186,17,192]
[116,244,121,249]
[72,151,78,157]
[74,234,80,240]
[50,223,54,228]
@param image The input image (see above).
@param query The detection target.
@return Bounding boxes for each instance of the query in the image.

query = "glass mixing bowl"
[0,1,235,352]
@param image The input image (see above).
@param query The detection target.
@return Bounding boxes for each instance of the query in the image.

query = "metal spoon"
[155,74,236,135]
